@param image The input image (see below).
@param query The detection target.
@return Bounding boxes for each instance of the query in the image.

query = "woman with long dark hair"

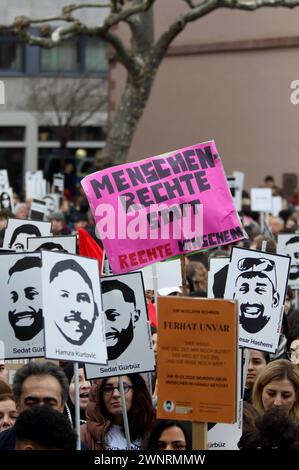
[81,374,155,450]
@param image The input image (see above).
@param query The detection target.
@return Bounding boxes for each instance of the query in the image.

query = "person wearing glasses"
[81,374,155,450]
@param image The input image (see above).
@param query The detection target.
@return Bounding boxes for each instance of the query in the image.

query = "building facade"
[109,1,299,190]
[0,0,108,193]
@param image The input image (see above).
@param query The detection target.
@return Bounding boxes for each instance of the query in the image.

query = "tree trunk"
[59,137,68,171]
[97,6,156,168]
[97,69,157,167]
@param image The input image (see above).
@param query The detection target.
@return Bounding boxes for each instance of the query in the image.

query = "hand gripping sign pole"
[180,254,208,450]
[118,375,132,449]
[74,362,81,450]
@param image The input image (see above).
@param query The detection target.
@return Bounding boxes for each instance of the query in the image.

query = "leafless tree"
[25,75,106,169]
[1,0,299,166]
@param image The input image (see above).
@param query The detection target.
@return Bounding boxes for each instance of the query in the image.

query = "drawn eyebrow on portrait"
[35,242,68,253]
[27,235,76,254]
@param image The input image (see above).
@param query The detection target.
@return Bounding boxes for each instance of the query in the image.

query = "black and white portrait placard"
[27,235,77,254]
[224,247,290,353]
[42,251,107,365]
[30,198,48,221]
[0,169,9,190]
[0,253,44,359]
[250,188,272,213]
[227,175,242,212]
[101,251,113,276]
[208,257,230,299]
[277,234,299,289]
[141,259,182,291]
[0,187,14,212]
[85,271,155,380]
[53,173,64,196]
[25,171,46,199]
[3,219,52,252]
[42,194,60,218]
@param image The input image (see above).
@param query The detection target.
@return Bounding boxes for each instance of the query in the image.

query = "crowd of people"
[1,172,299,451]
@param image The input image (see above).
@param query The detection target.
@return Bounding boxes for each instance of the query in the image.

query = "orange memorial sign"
[157,296,238,423]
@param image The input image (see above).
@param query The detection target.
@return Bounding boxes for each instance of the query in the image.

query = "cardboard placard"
[0,253,44,359]
[85,271,155,379]
[224,247,290,353]
[42,251,107,365]
[157,296,238,423]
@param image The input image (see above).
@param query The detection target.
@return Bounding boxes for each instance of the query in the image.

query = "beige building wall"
[110,2,299,190]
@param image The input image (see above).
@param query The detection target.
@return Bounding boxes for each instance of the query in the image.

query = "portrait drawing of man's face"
[285,237,299,282]
[49,260,98,345]
[233,257,280,334]
[101,280,140,360]
[8,257,43,341]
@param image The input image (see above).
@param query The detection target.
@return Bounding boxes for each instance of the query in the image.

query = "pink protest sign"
[81,140,244,274]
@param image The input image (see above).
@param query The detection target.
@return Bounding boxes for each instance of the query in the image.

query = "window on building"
[0,148,25,194]
[0,126,25,141]
[38,126,106,142]
[41,40,80,72]
[0,36,24,71]
[85,38,108,73]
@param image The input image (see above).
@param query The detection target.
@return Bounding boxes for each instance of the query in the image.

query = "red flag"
[78,227,103,271]
[147,301,157,328]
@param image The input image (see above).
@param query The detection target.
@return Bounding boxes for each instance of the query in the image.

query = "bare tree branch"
[104,31,140,73]
[3,0,299,165]
[151,0,218,69]
[220,0,299,10]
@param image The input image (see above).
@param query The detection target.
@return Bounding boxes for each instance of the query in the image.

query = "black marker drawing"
[9,224,41,250]
[34,242,68,253]
[285,236,299,282]
[0,191,12,211]
[49,259,99,345]
[42,194,58,219]
[101,279,141,360]
[233,257,280,334]
[8,256,43,341]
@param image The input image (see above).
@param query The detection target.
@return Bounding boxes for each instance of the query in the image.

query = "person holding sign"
[233,257,280,334]
[81,374,155,450]
[101,279,141,360]
[48,259,99,346]
[252,359,299,423]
